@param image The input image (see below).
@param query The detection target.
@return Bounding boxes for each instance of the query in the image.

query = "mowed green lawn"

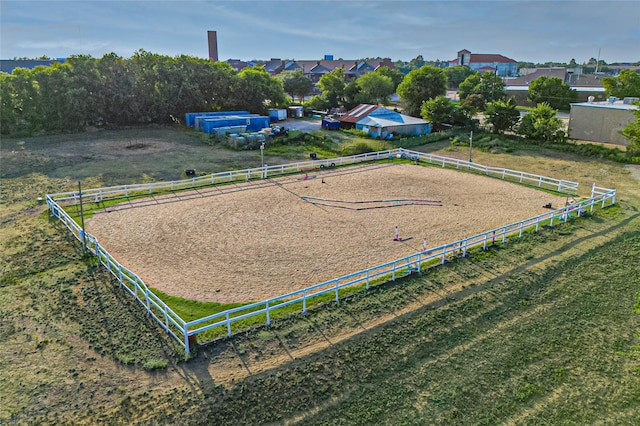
[1,126,639,424]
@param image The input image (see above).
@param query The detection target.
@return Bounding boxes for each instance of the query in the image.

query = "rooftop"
[571,100,639,110]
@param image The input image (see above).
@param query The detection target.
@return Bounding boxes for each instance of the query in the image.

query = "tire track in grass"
[286,222,639,425]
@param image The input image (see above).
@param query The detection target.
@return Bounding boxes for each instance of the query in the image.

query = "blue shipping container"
[185,111,249,127]
[246,116,271,132]
[202,117,254,134]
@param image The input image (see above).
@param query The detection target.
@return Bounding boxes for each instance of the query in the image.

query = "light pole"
[469,130,473,164]
[260,141,265,178]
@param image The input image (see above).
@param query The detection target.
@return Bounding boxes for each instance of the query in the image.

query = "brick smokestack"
[207,31,218,62]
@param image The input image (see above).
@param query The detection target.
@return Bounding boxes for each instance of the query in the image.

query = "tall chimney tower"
[207,31,218,62]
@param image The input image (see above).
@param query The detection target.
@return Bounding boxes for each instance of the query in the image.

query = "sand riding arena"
[86,163,567,304]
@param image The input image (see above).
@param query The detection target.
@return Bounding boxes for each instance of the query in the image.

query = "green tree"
[528,76,577,110]
[356,72,394,105]
[303,95,330,111]
[234,66,286,114]
[421,95,468,131]
[375,66,404,91]
[0,73,17,135]
[278,69,312,104]
[517,103,566,143]
[396,66,447,117]
[461,93,486,114]
[443,65,474,90]
[65,55,101,129]
[317,67,346,108]
[94,52,133,126]
[621,104,640,156]
[602,70,640,99]
[395,55,425,74]
[458,71,506,103]
[485,98,520,134]
[10,67,41,133]
[343,80,364,110]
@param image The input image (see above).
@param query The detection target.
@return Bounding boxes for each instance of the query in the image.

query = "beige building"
[568,99,638,146]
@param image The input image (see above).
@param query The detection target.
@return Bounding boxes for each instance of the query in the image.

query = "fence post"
[483,234,488,251]
[163,304,169,332]
[302,291,307,314]
[441,245,447,264]
[266,301,271,326]
[365,270,370,290]
[519,222,524,238]
[226,312,232,338]
[335,280,339,302]
[184,324,190,355]
[145,288,151,315]
[463,238,468,257]
[502,227,507,244]
[134,281,140,302]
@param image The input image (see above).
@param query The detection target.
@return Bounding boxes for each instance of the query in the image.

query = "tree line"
[0,50,287,136]
[2,50,638,146]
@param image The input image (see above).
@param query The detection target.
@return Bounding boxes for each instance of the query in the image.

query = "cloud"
[1,0,639,63]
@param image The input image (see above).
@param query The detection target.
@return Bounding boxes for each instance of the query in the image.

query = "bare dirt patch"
[86,163,566,303]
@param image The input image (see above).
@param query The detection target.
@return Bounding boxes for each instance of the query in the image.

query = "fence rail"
[46,148,614,355]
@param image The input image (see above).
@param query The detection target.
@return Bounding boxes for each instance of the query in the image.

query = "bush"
[143,359,168,371]
[343,128,370,138]
[340,141,377,156]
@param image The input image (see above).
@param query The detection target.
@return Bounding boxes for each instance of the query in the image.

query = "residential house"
[504,67,606,105]
[232,56,395,82]
[448,49,518,77]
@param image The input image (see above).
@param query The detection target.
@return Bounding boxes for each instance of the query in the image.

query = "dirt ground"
[86,163,567,303]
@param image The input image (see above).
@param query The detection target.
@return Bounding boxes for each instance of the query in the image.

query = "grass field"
[1,126,639,424]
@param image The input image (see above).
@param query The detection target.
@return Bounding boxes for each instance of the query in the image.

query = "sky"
[1,0,639,64]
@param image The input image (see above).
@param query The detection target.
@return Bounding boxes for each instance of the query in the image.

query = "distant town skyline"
[1,1,639,64]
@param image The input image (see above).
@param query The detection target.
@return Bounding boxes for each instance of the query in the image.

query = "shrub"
[143,359,169,371]
[343,128,370,138]
[341,141,377,156]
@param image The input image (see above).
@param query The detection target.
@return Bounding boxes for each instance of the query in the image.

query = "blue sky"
[1,0,639,64]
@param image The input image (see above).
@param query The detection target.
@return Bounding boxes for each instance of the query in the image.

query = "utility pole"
[595,48,601,74]
[469,130,473,164]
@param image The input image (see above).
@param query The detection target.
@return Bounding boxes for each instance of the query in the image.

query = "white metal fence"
[46,148,616,355]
